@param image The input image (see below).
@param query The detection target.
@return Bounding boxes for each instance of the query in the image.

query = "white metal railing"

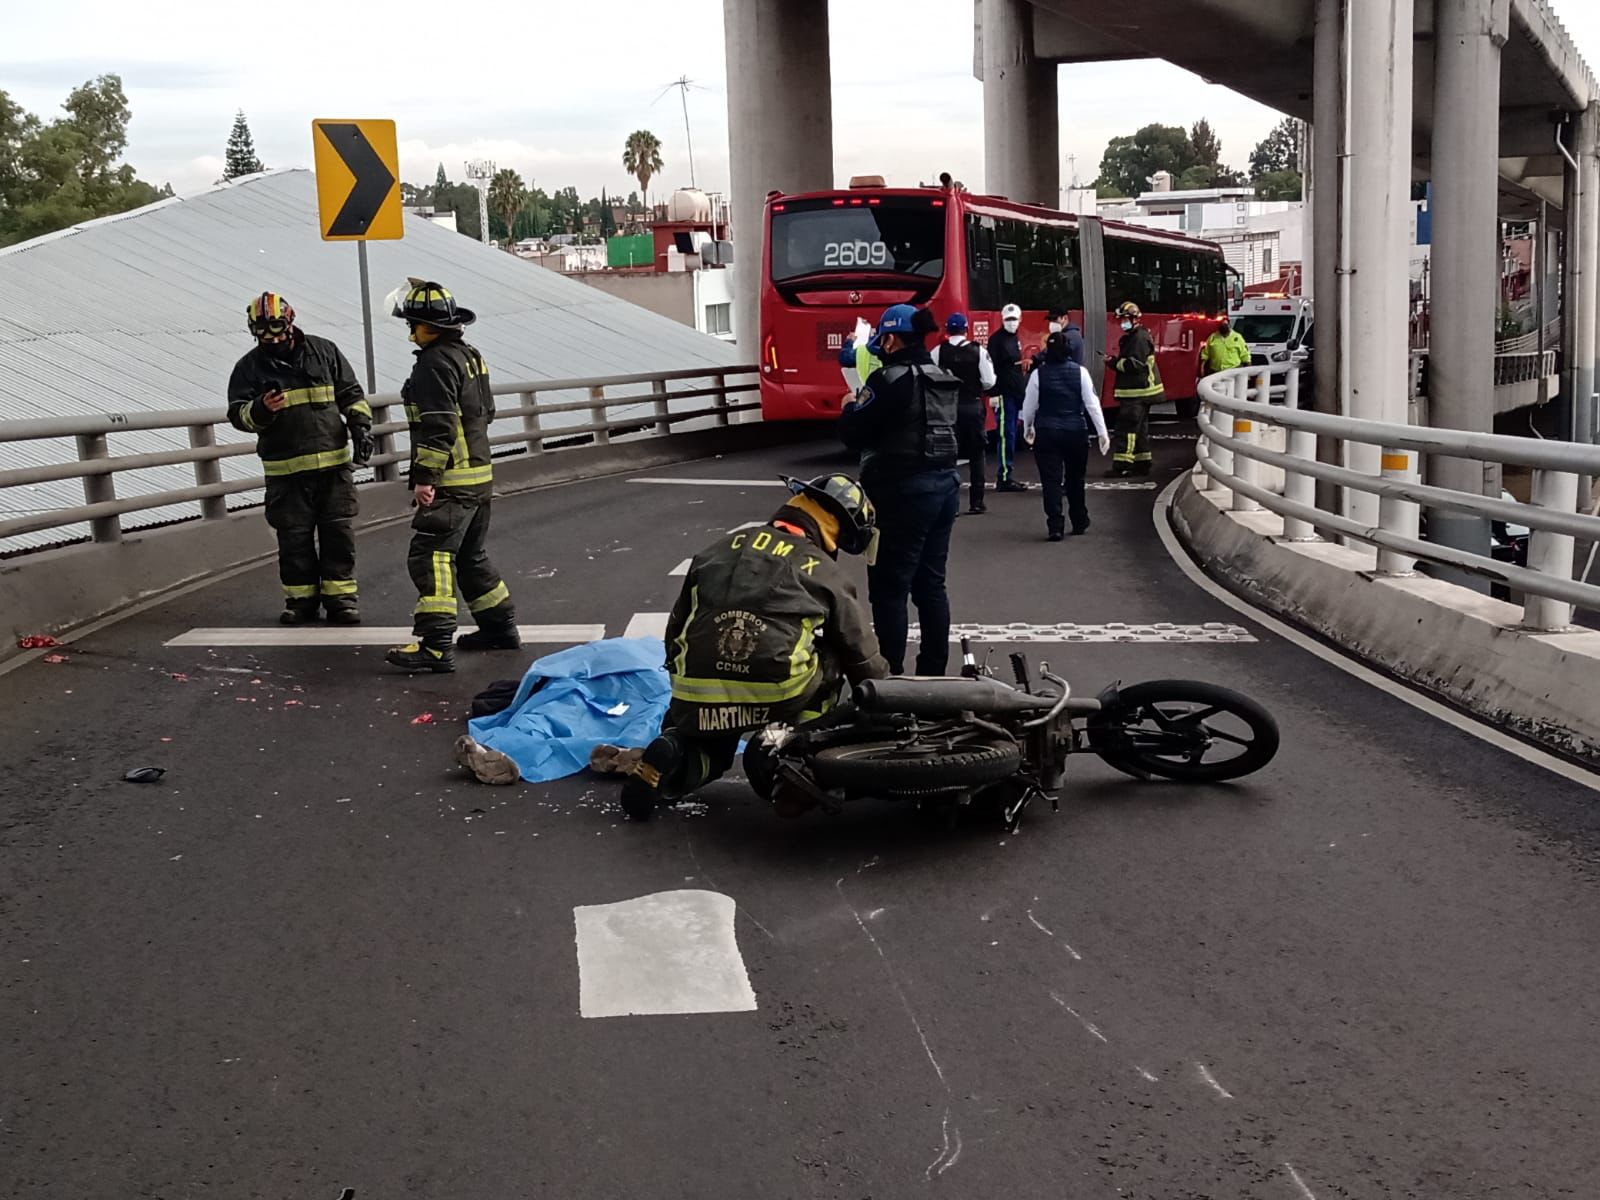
[1194,363,1600,631]
[0,365,758,552]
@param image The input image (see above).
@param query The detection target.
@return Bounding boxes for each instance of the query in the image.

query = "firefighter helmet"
[392,281,476,328]
[246,292,295,339]
[1115,301,1143,321]
[781,473,877,556]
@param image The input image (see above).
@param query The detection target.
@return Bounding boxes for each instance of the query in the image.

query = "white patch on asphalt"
[1049,992,1108,1043]
[629,477,786,487]
[165,624,605,647]
[668,558,692,576]
[1283,1162,1319,1199]
[1026,909,1083,960]
[623,611,670,639]
[1196,1062,1234,1099]
[1136,1066,1159,1082]
[907,621,1257,644]
[573,889,756,1018]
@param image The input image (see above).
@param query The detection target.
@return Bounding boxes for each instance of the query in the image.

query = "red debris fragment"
[42,654,68,664]
[410,712,436,726]
[18,635,61,650]
[168,672,190,683]
[283,699,303,707]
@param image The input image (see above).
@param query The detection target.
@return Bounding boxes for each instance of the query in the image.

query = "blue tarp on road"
[468,637,670,783]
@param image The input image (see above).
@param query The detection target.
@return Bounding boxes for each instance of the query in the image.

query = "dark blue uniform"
[838,345,960,676]
[1031,359,1093,537]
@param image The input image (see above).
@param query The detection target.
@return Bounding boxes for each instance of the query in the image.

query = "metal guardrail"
[1194,364,1600,631]
[1494,349,1560,386]
[0,365,760,548]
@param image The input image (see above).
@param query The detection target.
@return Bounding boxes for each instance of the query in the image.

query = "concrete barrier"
[1173,473,1600,768]
[1,423,821,661]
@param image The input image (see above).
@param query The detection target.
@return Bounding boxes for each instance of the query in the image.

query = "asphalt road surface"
[3,431,1598,1199]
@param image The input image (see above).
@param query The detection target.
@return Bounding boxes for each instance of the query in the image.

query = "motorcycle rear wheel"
[1087,680,1278,783]
[810,737,1022,793]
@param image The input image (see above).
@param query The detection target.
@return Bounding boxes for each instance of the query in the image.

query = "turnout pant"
[263,467,358,615]
[1111,397,1153,473]
[405,495,516,649]
[995,391,1024,482]
[955,406,988,507]
[1033,427,1090,535]
[865,469,960,676]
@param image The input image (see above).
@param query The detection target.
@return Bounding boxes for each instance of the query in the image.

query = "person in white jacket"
[1021,331,1111,540]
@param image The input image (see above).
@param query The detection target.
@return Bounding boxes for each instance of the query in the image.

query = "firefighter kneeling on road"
[227,292,372,624]
[385,281,518,674]
[618,474,890,821]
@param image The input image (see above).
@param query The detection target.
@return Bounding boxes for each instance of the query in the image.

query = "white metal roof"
[0,169,742,552]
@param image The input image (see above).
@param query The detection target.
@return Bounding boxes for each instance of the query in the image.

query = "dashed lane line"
[630,476,1157,491]
[623,613,1255,644]
[164,624,606,647]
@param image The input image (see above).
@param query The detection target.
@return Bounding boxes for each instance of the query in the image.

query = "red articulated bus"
[758,178,1236,422]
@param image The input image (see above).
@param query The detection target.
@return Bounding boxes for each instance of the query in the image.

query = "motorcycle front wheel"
[1087,680,1279,783]
[810,737,1022,793]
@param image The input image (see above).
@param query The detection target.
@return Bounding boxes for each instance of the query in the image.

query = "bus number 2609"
[823,241,890,268]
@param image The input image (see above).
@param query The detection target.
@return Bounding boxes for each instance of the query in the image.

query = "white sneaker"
[454,735,521,786]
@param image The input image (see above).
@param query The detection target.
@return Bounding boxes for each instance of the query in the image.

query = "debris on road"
[42,653,68,664]
[17,634,61,649]
[411,712,436,726]
[123,767,166,784]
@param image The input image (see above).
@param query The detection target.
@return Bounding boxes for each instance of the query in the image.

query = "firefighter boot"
[279,604,320,626]
[384,640,455,674]
[620,734,685,822]
[456,624,522,652]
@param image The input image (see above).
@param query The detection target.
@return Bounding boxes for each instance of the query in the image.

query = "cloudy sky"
[5,0,1600,202]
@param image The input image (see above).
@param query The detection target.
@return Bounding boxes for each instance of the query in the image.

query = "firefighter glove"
[351,427,375,466]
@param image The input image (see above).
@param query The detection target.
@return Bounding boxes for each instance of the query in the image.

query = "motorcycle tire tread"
[809,738,1022,792]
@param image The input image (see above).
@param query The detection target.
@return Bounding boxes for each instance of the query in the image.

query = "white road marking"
[1049,992,1108,1043]
[1135,1066,1159,1082]
[573,889,757,1018]
[669,522,765,575]
[1283,1162,1319,1199]
[623,611,670,639]
[1154,476,1600,794]
[1026,909,1082,960]
[164,624,604,647]
[909,621,1256,644]
[1196,1062,1234,1099]
[629,477,785,487]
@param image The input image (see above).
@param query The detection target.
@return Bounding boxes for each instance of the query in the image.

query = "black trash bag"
[124,767,165,783]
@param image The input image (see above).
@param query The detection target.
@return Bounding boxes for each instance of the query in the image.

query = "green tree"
[1254,169,1303,201]
[435,162,448,193]
[1250,117,1301,179]
[222,110,264,179]
[599,186,616,237]
[622,130,663,204]
[488,167,525,249]
[1095,123,1199,199]
[0,76,171,248]
[1190,118,1222,172]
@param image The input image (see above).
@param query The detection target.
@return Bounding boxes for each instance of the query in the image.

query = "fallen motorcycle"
[745,640,1279,829]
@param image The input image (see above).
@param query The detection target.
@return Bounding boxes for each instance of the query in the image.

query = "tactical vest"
[878,364,959,466]
[942,340,984,411]
[1034,360,1086,431]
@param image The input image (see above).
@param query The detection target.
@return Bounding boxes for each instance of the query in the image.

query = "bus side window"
[966,215,1000,312]
[1059,229,1084,311]
[997,219,1019,296]
[1027,225,1060,312]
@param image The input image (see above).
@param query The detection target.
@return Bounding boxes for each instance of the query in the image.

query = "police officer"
[227,292,372,625]
[1105,301,1162,475]
[1022,332,1111,540]
[986,303,1028,489]
[384,282,517,673]
[1200,316,1250,376]
[838,304,961,677]
[932,313,996,514]
[620,474,887,820]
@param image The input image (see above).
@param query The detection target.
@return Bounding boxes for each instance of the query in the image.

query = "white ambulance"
[1229,295,1314,370]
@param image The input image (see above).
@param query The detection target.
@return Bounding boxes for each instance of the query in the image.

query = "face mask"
[1120,320,1133,332]
[1048,321,1062,334]
[1219,325,1231,336]
[1003,319,1019,333]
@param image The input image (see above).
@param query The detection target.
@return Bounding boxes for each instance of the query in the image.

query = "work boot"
[279,606,320,626]
[454,734,521,785]
[966,502,987,515]
[996,479,1032,493]
[384,642,455,674]
[325,606,362,626]
[457,625,522,652]
[589,743,645,775]
[620,734,683,822]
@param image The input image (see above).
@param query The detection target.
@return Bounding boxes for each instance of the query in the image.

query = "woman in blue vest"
[1021,331,1111,541]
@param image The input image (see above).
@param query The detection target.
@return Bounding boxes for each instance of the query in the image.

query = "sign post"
[312,118,404,479]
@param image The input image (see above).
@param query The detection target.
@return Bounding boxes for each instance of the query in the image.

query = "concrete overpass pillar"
[1344,0,1416,530]
[1578,106,1600,449]
[1425,0,1507,584]
[1311,0,1347,521]
[981,0,1060,205]
[722,0,834,356]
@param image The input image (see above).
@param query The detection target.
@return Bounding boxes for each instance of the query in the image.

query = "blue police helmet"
[876,304,919,336]
[946,313,968,333]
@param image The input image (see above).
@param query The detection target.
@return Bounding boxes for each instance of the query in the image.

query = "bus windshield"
[770,199,945,282]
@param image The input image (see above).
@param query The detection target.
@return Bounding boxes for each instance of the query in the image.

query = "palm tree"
[488,168,525,249]
[622,130,664,211]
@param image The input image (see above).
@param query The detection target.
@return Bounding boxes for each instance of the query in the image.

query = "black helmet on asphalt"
[781,473,876,556]
[391,280,476,328]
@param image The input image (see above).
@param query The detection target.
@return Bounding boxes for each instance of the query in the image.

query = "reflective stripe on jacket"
[1111,325,1164,399]
[227,332,369,475]
[402,336,496,498]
